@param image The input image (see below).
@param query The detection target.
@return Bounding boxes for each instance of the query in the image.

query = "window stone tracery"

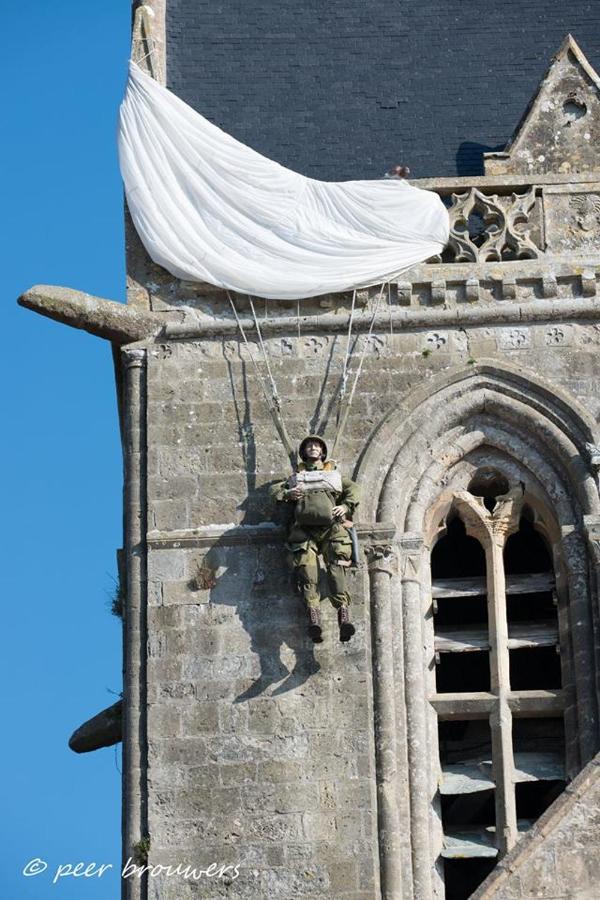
[427,480,569,898]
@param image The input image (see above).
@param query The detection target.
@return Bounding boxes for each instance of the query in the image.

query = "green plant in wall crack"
[132,836,151,865]
[108,575,125,619]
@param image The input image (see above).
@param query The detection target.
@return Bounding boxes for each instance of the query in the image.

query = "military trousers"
[286,522,352,609]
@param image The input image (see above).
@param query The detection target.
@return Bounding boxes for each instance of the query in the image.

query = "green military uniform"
[271,453,360,611]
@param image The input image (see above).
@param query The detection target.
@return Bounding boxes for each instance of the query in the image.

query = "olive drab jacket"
[270,459,360,551]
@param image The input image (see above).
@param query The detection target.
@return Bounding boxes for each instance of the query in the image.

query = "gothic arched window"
[428,473,567,900]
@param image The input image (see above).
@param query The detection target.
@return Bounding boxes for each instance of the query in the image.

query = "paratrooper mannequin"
[271,436,360,643]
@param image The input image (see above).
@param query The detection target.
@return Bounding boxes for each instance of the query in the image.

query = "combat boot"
[338,605,355,642]
[308,607,323,643]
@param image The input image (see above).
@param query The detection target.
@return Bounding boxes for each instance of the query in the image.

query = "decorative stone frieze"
[544,188,600,253]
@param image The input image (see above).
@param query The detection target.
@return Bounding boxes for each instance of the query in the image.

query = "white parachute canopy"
[118,62,450,301]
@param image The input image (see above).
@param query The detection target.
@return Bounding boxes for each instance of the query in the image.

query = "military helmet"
[298,435,328,462]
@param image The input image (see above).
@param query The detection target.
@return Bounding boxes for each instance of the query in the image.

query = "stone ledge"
[161,295,600,340]
[412,173,600,193]
[147,521,396,549]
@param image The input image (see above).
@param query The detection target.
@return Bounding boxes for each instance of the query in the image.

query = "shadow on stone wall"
[455,141,505,176]
[307,334,343,435]
[198,510,321,704]
[197,362,321,701]
[226,358,257,495]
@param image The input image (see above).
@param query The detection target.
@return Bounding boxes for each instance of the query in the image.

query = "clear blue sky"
[3,2,130,896]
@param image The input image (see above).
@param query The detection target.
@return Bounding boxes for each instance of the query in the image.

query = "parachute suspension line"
[336,289,357,430]
[330,280,388,458]
[227,292,271,406]
[227,291,296,467]
[249,297,281,412]
[248,296,296,464]
[388,282,394,336]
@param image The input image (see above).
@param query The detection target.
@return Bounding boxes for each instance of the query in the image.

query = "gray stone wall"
[140,316,600,897]
[144,334,380,897]
[146,322,600,532]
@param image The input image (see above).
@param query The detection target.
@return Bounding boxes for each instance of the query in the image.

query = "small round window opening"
[467,467,510,512]
[563,96,587,124]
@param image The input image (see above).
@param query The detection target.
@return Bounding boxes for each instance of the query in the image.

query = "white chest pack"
[289,468,343,493]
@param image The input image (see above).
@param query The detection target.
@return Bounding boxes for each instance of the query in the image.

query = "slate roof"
[166,1,600,181]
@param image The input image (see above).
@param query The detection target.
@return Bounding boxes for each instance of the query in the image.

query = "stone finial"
[484,35,600,176]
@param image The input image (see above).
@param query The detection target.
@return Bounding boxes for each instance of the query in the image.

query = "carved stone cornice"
[162,293,600,340]
[148,520,397,550]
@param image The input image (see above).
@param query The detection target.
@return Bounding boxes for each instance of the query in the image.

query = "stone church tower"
[19,3,600,898]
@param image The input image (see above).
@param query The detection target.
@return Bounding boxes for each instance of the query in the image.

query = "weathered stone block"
[147,705,181,739]
[150,499,189,531]
[148,549,188,580]
[179,701,220,734]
